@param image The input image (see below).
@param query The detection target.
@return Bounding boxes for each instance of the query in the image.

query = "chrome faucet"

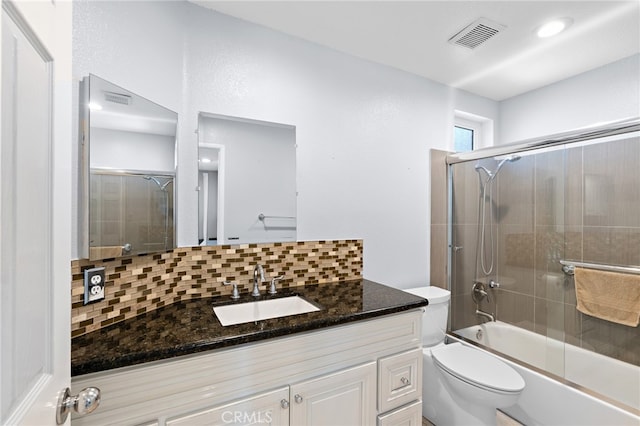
[475,309,495,322]
[252,264,265,297]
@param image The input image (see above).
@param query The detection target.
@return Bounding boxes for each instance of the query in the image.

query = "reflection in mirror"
[81,74,178,260]
[197,113,296,245]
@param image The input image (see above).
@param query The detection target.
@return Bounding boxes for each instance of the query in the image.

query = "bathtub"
[453,321,640,425]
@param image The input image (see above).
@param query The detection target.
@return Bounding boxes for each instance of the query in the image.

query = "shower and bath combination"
[472,155,520,319]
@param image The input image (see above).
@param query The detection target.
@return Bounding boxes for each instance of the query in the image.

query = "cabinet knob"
[401,377,410,386]
[280,399,290,409]
[294,394,304,404]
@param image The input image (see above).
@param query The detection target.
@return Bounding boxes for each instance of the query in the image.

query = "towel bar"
[560,260,640,276]
[258,213,296,221]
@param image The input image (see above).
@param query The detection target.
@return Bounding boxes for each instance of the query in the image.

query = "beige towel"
[574,267,640,327]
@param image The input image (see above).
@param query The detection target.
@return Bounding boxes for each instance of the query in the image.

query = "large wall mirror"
[197,113,297,245]
[80,74,178,260]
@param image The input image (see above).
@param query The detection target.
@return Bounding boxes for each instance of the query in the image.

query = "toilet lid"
[432,343,525,393]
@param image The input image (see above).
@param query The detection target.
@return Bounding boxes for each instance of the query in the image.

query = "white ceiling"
[190,1,640,101]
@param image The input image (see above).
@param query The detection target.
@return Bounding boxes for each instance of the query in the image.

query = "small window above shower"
[455,126,474,152]
[454,110,494,152]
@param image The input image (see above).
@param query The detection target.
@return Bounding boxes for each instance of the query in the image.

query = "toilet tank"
[405,286,450,347]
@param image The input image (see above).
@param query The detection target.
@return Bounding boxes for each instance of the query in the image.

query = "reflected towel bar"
[258,214,296,221]
[560,260,640,276]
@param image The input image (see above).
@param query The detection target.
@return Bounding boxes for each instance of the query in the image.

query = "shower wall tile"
[430,149,451,288]
[583,226,640,266]
[535,149,565,228]
[583,137,640,228]
[564,145,583,228]
[430,149,449,226]
[533,297,565,340]
[430,224,448,289]
[496,290,535,332]
[451,162,480,226]
[563,304,581,347]
[498,225,534,297]
[451,224,479,295]
[563,228,583,262]
[498,155,535,227]
[451,293,480,331]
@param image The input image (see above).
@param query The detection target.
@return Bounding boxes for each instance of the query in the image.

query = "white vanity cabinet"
[166,387,290,426]
[164,362,377,426]
[71,310,422,426]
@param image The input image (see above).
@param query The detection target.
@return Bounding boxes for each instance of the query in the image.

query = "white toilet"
[406,286,525,426]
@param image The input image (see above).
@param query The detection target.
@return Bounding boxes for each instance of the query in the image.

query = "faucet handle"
[223,281,240,299]
[268,275,285,295]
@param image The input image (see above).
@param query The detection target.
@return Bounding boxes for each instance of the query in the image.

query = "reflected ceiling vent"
[104,91,131,106]
[448,18,506,49]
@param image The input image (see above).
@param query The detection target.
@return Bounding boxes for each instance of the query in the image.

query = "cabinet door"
[290,362,376,426]
[166,387,289,426]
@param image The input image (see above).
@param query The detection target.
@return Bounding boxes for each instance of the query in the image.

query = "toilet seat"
[432,343,525,394]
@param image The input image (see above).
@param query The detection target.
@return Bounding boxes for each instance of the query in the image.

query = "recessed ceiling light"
[536,18,573,38]
[200,158,211,163]
[88,102,103,111]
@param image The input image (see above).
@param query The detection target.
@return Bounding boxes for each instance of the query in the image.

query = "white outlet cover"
[84,267,106,305]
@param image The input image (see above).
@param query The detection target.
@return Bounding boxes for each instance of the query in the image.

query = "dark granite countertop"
[71,279,427,376]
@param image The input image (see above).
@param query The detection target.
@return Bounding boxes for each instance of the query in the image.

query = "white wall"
[498,54,640,144]
[90,128,176,173]
[72,1,499,287]
[198,115,296,244]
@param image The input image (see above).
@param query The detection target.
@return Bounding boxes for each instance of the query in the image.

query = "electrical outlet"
[84,267,105,305]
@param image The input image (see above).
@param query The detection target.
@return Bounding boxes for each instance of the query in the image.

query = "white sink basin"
[213,295,321,326]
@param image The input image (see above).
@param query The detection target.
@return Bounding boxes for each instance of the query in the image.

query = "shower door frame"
[444,116,640,415]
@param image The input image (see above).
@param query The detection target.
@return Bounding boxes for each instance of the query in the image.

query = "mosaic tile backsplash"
[71,240,363,337]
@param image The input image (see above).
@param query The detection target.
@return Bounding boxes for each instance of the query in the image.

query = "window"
[454,126,474,152]
[454,110,494,152]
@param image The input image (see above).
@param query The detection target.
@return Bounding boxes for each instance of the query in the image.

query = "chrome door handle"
[294,394,303,404]
[280,399,290,409]
[56,387,101,424]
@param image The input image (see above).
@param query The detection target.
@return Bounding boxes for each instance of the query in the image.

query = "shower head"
[474,164,493,178]
[144,175,173,191]
[493,155,520,176]
[475,155,520,182]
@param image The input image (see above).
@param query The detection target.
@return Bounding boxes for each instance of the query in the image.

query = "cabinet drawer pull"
[281,399,289,409]
[400,377,410,386]
[294,394,304,404]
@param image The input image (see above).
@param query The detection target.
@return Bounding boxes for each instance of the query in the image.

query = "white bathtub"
[454,321,640,425]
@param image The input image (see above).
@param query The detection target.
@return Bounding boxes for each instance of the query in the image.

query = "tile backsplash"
[71,240,363,337]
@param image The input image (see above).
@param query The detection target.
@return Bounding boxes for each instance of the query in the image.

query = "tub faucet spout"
[476,309,495,322]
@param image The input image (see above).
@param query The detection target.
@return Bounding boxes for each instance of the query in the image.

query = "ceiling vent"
[448,18,506,49]
[104,91,131,106]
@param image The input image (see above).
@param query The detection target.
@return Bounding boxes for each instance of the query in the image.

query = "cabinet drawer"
[377,400,422,426]
[378,348,422,413]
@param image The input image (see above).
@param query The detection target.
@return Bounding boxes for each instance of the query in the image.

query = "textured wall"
[71,240,362,337]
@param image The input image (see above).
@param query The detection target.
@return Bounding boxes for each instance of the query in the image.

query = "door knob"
[280,399,290,409]
[56,387,100,424]
[294,394,303,404]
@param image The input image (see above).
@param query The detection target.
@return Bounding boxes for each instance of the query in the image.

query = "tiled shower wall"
[71,240,363,337]
[447,136,640,366]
